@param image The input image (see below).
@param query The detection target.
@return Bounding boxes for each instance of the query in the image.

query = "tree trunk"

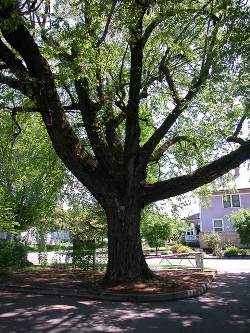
[104,199,154,282]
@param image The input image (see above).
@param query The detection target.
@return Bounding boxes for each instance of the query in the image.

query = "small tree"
[169,218,186,243]
[202,232,221,254]
[141,212,172,254]
[229,208,250,245]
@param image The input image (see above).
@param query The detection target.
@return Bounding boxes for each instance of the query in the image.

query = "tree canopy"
[0,0,250,282]
[0,111,66,232]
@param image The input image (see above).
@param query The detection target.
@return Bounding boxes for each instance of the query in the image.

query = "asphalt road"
[146,257,250,272]
[27,251,250,273]
[0,259,250,332]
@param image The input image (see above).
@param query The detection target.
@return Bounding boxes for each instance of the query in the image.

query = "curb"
[0,271,217,303]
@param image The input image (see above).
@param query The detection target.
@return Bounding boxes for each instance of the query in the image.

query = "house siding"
[200,189,250,249]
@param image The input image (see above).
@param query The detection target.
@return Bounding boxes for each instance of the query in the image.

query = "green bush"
[224,246,239,257]
[67,241,99,270]
[202,232,221,254]
[0,241,28,268]
[171,244,183,252]
[213,247,223,257]
[186,241,200,248]
[68,249,93,269]
[175,245,193,253]
[239,249,250,256]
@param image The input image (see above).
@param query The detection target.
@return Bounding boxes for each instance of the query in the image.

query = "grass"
[148,264,191,270]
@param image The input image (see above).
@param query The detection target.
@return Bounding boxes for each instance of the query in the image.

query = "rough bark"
[104,197,154,282]
[140,140,250,207]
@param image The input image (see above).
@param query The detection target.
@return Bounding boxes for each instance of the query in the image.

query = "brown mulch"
[0,269,215,295]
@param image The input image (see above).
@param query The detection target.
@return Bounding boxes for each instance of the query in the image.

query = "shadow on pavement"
[0,272,249,333]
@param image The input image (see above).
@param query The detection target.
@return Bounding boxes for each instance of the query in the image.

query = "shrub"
[0,241,28,268]
[202,232,221,254]
[186,241,200,248]
[171,244,183,252]
[239,249,250,256]
[161,245,172,255]
[69,249,93,270]
[213,248,223,257]
[224,246,239,257]
[175,245,193,253]
[68,240,98,270]
[161,249,172,255]
[225,240,235,249]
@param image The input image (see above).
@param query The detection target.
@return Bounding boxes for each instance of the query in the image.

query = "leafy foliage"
[229,208,250,245]
[141,211,173,253]
[224,246,239,257]
[0,112,67,232]
[0,241,28,268]
[0,205,19,235]
[49,186,107,244]
[175,245,193,254]
[202,231,222,253]
[0,1,249,196]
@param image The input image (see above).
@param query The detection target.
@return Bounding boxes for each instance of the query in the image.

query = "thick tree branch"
[125,2,149,161]
[94,54,105,108]
[75,77,121,175]
[104,113,125,163]
[227,102,249,145]
[10,108,22,146]
[233,114,247,137]
[0,39,35,96]
[140,139,250,206]
[140,17,220,166]
[21,0,46,12]
[227,136,246,145]
[150,136,198,162]
[97,0,118,46]
[0,39,27,73]
[142,15,166,47]
[0,73,28,96]
[140,66,208,164]
[0,28,45,80]
[159,57,180,104]
[0,2,112,201]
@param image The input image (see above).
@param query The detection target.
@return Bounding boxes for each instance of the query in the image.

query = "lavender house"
[199,187,250,249]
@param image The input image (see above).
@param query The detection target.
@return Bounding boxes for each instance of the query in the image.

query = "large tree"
[0,0,249,282]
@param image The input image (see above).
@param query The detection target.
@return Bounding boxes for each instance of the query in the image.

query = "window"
[223,194,240,208]
[213,219,223,232]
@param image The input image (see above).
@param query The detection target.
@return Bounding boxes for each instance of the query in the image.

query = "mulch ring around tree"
[0,268,215,295]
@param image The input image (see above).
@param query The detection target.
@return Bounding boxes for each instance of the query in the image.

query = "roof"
[211,187,250,196]
[186,213,200,220]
